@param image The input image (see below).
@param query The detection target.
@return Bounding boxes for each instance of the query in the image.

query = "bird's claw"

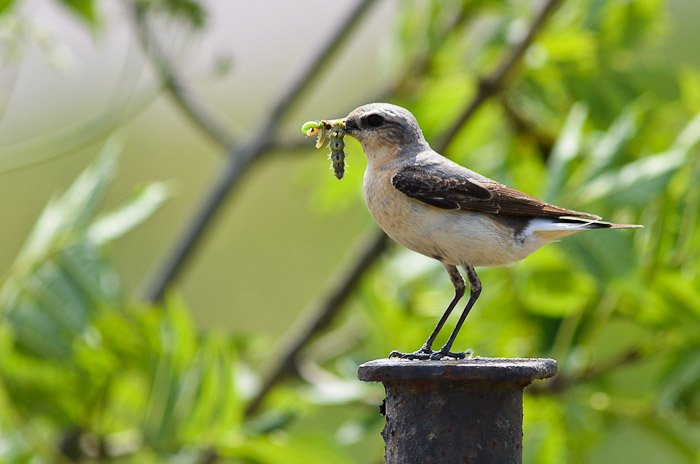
[389,347,474,360]
[389,347,434,360]
[429,349,473,360]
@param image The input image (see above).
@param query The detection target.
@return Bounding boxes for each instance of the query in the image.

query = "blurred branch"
[255,0,376,135]
[500,96,555,158]
[384,4,474,99]
[436,0,562,149]
[529,346,645,394]
[131,2,236,149]
[245,231,388,416]
[246,0,564,415]
[58,430,83,462]
[263,4,479,156]
[141,0,377,302]
[271,3,475,154]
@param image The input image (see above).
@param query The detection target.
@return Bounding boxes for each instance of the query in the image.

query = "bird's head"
[343,103,428,164]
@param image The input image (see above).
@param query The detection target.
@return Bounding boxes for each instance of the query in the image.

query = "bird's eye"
[364,114,384,128]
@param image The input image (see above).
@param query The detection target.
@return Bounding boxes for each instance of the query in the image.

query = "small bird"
[340,102,642,360]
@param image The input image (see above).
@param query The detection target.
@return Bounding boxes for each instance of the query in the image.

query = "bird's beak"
[343,117,358,134]
[318,117,347,130]
[325,117,347,128]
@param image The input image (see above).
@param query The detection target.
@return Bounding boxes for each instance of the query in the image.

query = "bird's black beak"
[344,117,359,134]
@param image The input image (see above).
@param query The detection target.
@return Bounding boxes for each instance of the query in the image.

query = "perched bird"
[341,103,641,360]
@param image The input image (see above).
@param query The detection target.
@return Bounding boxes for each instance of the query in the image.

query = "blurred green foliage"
[0,0,205,28]
[1,0,699,462]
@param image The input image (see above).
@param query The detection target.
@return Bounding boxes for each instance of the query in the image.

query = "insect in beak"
[301,118,347,179]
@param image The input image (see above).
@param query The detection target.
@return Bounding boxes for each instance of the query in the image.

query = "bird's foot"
[429,348,474,360]
[389,346,435,360]
[389,347,474,361]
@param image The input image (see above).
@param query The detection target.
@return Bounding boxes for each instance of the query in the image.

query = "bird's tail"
[607,222,644,229]
[530,216,643,240]
[557,216,643,230]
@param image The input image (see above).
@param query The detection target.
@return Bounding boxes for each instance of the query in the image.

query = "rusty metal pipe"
[359,357,557,464]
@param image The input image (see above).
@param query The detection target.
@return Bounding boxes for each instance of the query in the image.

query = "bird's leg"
[431,266,481,360]
[389,264,465,360]
[420,264,466,352]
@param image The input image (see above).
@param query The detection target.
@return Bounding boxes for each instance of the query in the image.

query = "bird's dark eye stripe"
[364,114,385,128]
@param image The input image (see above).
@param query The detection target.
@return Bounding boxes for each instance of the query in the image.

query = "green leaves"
[2,0,699,462]
[0,143,273,461]
[0,144,229,459]
[1,145,118,360]
[134,0,206,30]
[544,103,588,201]
[0,143,169,360]
[580,148,685,206]
[586,102,644,179]
[579,110,700,207]
[137,302,243,449]
[89,182,171,245]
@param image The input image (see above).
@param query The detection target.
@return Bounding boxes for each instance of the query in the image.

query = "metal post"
[358,357,557,464]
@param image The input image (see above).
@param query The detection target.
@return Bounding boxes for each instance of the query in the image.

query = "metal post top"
[358,357,557,383]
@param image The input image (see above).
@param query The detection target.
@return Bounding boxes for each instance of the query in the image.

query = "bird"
[339,102,642,360]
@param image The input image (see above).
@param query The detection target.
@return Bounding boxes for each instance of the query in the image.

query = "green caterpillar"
[328,122,345,179]
[301,119,346,180]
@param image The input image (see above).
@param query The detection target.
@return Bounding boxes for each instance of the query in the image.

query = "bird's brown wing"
[391,164,600,219]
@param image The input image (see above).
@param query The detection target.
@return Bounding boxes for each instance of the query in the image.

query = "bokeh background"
[0,0,699,462]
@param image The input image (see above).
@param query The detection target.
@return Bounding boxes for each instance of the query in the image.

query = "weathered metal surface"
[359,357,557,383]
[358,357,557,464]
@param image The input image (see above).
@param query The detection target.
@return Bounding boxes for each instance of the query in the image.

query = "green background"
[0,0,698,462]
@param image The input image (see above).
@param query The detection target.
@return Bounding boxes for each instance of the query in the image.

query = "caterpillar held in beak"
[301,119,346,180]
